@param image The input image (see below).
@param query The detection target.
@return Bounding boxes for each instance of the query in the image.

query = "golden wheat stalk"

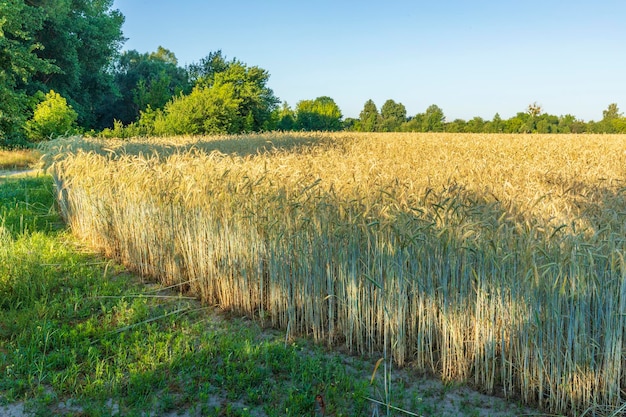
[44,132,626,416]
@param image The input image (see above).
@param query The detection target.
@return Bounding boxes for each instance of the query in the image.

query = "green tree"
[154,84,241,135]
[557,114,585,133]
[602,103,621,121]
[112,48,190,125]
[357,99,380,132]
[276,102,296,131]
[295,96,342,131]
[400,114,423,132]
[150,46,178,65]
[209,62,279,131]
[535,114,559,133]
[145,57,278,135]
[0,0,56,145]
[380,99,407,132]
[29,0,125,130]
[422,104,445,132]
[445,119,466,133]
[504,112,529,133]
[613,118,626,133]
[517,102,544,133]
[600,103,623,133]
[186,50,231,85]
[343,118,358,131]
[488,113,504,133]
[25,90,78,141]
[465,116,485,133]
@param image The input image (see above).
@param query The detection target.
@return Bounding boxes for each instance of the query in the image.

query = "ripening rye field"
[44,132,626,416]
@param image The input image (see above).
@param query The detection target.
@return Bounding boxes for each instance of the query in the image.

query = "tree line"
[345,100,626,134]
[1,0,624,147]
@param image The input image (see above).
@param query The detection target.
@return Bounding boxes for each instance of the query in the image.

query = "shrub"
[154,84,241,135]
[25,90,78,142]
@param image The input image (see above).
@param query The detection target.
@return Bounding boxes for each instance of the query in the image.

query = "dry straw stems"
[44,132,626,416]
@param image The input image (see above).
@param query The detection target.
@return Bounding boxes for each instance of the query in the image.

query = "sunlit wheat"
[43,132,626,416]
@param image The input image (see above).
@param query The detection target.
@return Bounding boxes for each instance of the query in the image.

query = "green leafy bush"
[25,90,78,142]
[153,84,242,135]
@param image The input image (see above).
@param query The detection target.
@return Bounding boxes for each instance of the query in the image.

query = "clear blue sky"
[112,0,625,122]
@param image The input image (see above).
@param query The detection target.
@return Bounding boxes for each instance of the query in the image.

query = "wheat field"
[43,132,626,415]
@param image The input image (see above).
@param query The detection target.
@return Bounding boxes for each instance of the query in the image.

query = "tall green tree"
[0,0,56,145]
[208,62,279,131]
[29,0,125,130]
[400,114,423,132]
[602,103,621,121]
[276,102,296,131]
[600,103,623,133]
[465,116,485,133]
[535,114,559,133]
[111,47,190,125]
[488,113,504,133]
[295,96,342,131]
[557,114,585,133]
[422,104,445,132]
[145,56,278,135]
[504,112,529,133]
[357,99,380,132]
[444,119,466,133]
[380,99,407,132]
[186,50,231,85]
[153,83,241,135]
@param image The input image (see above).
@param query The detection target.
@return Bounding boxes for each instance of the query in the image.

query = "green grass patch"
[0,175,536,417]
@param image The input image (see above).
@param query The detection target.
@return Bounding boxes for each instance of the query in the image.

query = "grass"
[0,149,40,170]
[0,172,537,416]
[41,132,626,416]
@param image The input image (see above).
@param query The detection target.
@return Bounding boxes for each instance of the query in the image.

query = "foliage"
[28,0,125,130]
[186,50,232,85]
[466,116,486,133]
[154,83,242,135]
[110,47,190,125]
[357,99,380,132]
[400,104,445,132]
[488,113,504,133]
[353,99,626,134]
[0,0,56,147]
[276,102,296,131]
[0,0,123,142]
[598,103,625,133]
[4,0,626,139]
[207,61,280,131]
[295,96,342,131]
[379,99,407,132]
[421,104,445,132]
[342,117,358,131]
[140,58,279,136]
[25,90,78,141]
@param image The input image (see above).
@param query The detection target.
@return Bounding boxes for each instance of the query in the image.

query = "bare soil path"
[0,168,42,177]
